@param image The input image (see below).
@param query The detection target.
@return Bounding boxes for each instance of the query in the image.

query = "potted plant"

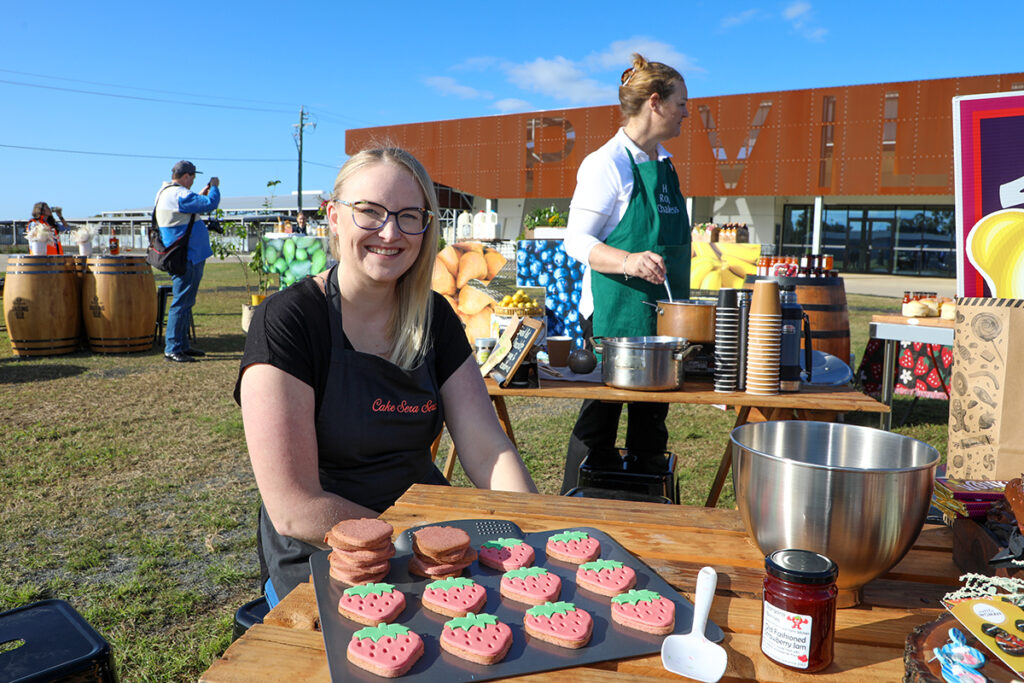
[521,205,569,239]
[210,211,272,332]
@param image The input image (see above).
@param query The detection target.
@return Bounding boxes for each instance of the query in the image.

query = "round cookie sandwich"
[408,546,477,579]
[408,525,477,578]
[440,613,513,665]
[523,601,593,649]
[337,582,405,626]
[325,517,394,551]
[421,576,487,617]
[412,525,471,563]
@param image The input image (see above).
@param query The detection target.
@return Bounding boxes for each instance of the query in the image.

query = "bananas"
[689,242,760,291]
[967,209,1024,297]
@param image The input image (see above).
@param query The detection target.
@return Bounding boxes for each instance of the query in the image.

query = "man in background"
[154,160,220,363]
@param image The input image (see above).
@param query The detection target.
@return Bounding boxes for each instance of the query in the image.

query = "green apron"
[592,149,691,338]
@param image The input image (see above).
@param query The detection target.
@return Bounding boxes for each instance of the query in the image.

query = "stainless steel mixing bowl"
[731,420,939,607]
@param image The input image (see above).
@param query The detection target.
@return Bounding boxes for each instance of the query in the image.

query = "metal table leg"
[880,339,896,431]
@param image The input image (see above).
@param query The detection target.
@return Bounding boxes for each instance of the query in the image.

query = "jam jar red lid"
[766,549,838,584]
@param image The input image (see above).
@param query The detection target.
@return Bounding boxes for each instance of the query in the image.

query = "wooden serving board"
[904,612,1019,682]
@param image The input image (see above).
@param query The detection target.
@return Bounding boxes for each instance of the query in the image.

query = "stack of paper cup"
[714,289,740,393]
[745,280,782,395]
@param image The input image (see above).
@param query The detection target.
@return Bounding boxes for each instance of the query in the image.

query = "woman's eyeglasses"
[337,200,432,235]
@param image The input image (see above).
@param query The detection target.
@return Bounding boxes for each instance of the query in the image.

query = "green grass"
[0,262,948,681]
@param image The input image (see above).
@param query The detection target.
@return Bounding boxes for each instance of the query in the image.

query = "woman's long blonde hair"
[618,53,683,119]
[328,146,440,370]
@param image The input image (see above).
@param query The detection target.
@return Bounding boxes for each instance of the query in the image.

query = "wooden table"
[438,378,888,507]
[868,315,955,431]
[200,484,958,682]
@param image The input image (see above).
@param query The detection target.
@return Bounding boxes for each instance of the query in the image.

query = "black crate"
[578,449,677,503]
[0,599,117,682]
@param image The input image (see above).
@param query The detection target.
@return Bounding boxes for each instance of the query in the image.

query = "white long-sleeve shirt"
[563,128,671,318]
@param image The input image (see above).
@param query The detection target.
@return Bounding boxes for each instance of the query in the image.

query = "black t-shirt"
[234,278,471,413]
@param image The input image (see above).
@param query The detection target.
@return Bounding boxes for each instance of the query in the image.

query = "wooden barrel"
[82,255,157,353]
[3,255,80,356]
[746,275,851,364]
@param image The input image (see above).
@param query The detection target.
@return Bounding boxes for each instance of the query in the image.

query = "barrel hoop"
[5,267,74,275]
[85,268,153,275]
[10,335,80,344]
[89,334,156,343]
[800,303,848,312]
[809,329,851,339]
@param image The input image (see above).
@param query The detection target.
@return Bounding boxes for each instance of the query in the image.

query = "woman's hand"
[586,242,666,285]
[441,356,537,494]
[623,250,666,284]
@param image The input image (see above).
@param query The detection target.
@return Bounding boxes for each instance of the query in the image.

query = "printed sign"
[953,91,1024,297]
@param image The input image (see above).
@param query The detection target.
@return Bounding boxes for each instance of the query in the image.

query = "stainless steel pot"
[592,336,700,391]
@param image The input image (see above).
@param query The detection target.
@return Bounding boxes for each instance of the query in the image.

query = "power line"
[0,78,294,114]
[0,68,298,108]
[0,142,336,167]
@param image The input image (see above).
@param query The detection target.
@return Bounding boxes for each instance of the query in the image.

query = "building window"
[781,205,812,256]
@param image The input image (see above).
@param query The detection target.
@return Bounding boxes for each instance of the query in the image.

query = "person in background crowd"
[154,160,220,363]
[294,212,308,235]
[560,53,692,493]
[27,202,70,255]
[235,146,536,605]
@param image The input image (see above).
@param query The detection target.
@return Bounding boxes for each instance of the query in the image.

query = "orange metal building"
[347,72,1024,276]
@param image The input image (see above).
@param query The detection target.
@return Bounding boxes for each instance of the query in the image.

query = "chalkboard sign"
[487,317,543,387]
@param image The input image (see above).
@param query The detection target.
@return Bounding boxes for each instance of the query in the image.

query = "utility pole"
[293,107,316,213]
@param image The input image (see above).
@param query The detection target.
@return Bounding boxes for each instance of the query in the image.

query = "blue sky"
[1,1,1020,219]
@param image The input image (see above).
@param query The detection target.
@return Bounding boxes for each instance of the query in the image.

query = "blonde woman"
[561,53,691,493]
[236,147,536,605]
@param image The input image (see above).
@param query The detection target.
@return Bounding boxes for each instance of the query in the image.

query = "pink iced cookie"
[347,623,423,678]
[499,566,561,606]
[546,530,601,564]
[479,538,535,571]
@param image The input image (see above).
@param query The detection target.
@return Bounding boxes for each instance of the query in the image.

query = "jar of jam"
[761,549,837,672]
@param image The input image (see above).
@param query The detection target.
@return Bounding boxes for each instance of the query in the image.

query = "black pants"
[560,317,670,494]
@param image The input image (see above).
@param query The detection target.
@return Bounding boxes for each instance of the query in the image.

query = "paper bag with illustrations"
[947,297,1024,479]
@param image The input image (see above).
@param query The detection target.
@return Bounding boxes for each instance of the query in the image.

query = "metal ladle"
[661,566,727,681]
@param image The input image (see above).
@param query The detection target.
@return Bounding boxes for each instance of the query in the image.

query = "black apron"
[260,265,449,597]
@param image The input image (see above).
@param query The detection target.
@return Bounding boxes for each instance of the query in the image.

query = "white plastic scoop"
[661,566,727,682]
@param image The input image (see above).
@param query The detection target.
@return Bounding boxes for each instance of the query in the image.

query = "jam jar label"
[762,599,813,668]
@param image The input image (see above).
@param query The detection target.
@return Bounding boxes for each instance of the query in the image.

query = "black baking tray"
[311,518,723,682]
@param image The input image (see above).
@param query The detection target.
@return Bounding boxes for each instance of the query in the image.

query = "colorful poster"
[953,91,1024,297]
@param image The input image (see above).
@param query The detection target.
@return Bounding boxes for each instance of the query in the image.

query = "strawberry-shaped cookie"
[347,623,424,678]
[500,566,561,605]
[611,588,676,635]
[337,582,406,626]
[524,601,593,649]
[440,612,513,665]
[546,530,601,564]
[479,538,535,571]
[575,559,637,597]
[421,576,487,617]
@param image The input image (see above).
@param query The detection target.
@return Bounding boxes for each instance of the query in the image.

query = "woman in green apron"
[561,53,691,493]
